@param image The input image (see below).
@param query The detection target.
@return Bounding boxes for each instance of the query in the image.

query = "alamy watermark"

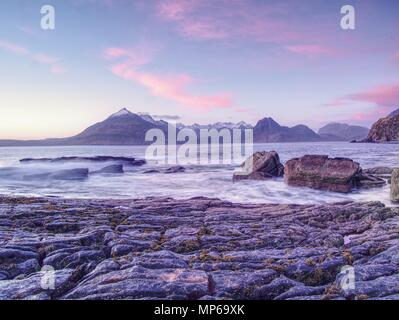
[341,5,356,30]
[339,265,356,291]
[40,265,56,290]
[40,5,55,30]
[145,123,253,166]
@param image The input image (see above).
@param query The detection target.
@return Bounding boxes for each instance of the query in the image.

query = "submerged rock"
[24,168,89,181]
[91,164,124,174]
[390,169,399,202]
[165,166,186,174]
[284,155,361,193]
[143,167,186,174]
[233,151,284,181]
[20,156,145,166]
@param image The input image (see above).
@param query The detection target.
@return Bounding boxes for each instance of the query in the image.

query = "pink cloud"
[327,83,399,109]
[0,40,65,74]
[103,45,154,66]
[326,83,399,125]
[286,45,335,58]
[103,47,129,59]
[347,83,399,108]
[0,41,29,55]
[154,0,323,44]
[157,0,197,20]
[345,105,394,124]
[105,46,232,110]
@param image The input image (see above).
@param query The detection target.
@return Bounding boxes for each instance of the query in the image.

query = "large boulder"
[390,169,399,202]
[284,155,361,193]
[233,151,284,181]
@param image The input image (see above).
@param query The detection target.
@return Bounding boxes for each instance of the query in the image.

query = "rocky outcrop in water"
[20,156,145,166]
[363,167,395,178]
[233,151,284,181]
[284,155,362,193]
[363,114,399,143]
[0,196,398,300]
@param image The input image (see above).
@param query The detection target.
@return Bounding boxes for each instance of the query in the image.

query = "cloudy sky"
[0,0,398,139]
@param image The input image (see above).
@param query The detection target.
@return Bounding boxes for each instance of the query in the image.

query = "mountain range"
[0,108,371,146]
[317,123,370,141]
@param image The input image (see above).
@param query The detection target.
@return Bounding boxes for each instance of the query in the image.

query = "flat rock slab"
[0,196,398,300]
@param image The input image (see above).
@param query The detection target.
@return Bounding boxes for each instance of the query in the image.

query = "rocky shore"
[0,195,398,300]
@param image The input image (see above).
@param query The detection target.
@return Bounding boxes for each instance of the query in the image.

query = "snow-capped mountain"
[108,107,132,118]
[174,121,253,131]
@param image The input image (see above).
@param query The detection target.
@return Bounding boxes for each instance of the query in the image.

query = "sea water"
[0,142,398,205]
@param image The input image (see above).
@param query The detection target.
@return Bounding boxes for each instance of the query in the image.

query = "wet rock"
[363,167,394,177]
[144,167,186,174]
[284,155,361,193]
[143,169,161,174]
[356,173,386,189]
[233,151,284,181]
[390,169,399,202]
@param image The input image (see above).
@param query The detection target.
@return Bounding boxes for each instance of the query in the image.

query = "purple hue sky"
[0,0,398,139]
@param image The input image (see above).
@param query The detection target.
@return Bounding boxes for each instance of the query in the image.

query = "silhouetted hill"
[318,123,369,141]
[253,118,322,142]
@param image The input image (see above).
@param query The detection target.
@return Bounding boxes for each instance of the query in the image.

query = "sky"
[0,0,398,139]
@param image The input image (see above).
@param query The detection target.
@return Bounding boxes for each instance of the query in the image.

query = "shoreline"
[0,195,398,300]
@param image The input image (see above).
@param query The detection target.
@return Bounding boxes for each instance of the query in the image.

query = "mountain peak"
[256,117,281,129]
[109,108,132,118]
